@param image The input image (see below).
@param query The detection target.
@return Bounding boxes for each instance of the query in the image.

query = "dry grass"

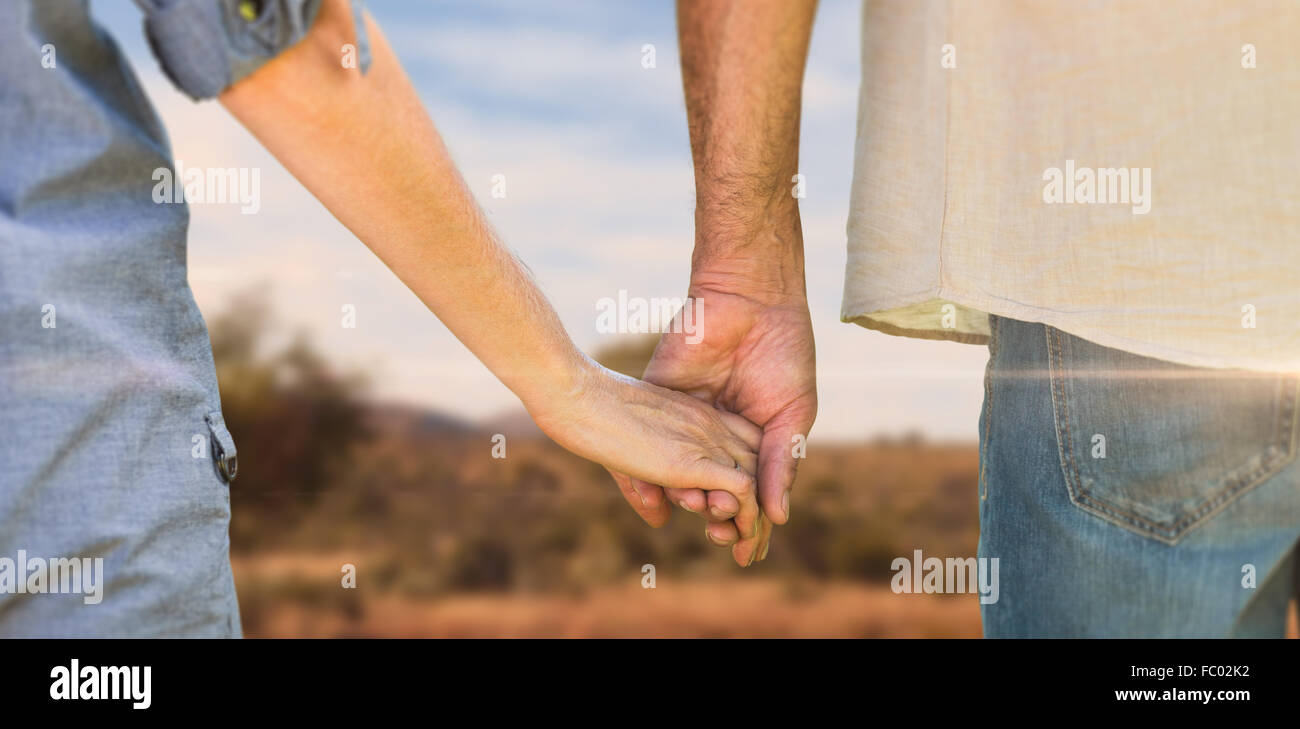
[237,576,983,639]
[232,552,1297,639]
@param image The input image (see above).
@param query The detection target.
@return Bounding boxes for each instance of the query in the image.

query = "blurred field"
[226,423,985,637]
[212,292,1297,638]
[234,563,982,638]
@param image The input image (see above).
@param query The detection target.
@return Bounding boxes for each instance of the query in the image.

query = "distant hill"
[481,409,545,439]
[363,400,479,439]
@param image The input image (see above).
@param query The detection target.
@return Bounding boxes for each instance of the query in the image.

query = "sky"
[91,0,989,441]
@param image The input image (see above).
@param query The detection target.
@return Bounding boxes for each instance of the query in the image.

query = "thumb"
[757,413,812,525]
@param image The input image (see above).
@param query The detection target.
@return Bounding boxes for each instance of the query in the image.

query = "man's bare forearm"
[218,0,589,415]
[677,0,818,300]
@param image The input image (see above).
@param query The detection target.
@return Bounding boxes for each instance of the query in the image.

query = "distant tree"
[207,287,370,550]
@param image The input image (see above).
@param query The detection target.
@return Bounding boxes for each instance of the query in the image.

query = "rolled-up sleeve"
[134,0,370,100]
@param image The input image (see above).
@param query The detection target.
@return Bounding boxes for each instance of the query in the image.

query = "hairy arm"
[678,0,817,298]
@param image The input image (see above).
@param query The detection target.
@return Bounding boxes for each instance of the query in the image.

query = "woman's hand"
[530,360,763,546]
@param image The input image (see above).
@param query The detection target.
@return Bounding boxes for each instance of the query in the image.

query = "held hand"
[532,361,763,541]
[612,281,818,566]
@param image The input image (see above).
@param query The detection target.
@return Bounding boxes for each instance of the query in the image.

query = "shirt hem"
[842,289,1300,372]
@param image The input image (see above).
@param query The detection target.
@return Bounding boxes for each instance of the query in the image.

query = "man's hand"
[615,277,816,565]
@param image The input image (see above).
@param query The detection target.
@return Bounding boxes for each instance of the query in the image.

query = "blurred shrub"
[210,294,981,636]
[208,288,370,550]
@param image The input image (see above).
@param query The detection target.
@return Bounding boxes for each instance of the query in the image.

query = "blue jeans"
[978,315,1300,637]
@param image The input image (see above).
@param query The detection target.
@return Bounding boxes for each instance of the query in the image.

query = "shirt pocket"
[1046,325,1299,544]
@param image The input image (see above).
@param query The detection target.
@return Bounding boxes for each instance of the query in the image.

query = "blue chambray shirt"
[0,0,366,637]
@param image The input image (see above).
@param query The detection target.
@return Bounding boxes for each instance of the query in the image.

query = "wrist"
[518,347,603,428]
[689,196,806,302]
[689,230,807,306]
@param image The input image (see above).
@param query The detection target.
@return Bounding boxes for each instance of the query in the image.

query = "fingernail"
[709,506,727,519]
[632,485,648,506]
[678,499,694,513]
[758,540,770,562]
[706,531,726,546]
[781,490,791,520]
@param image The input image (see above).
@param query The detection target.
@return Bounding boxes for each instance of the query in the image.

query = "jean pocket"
[1046,326,1299,544]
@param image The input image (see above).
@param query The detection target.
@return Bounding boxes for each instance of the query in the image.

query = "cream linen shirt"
[841,0,1300,371]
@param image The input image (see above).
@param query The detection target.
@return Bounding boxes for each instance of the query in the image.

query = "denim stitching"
[1048,326,1089,523]
[1074,373,1295,541]
[1049,326,1299,544]
[978,315,1000,498]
